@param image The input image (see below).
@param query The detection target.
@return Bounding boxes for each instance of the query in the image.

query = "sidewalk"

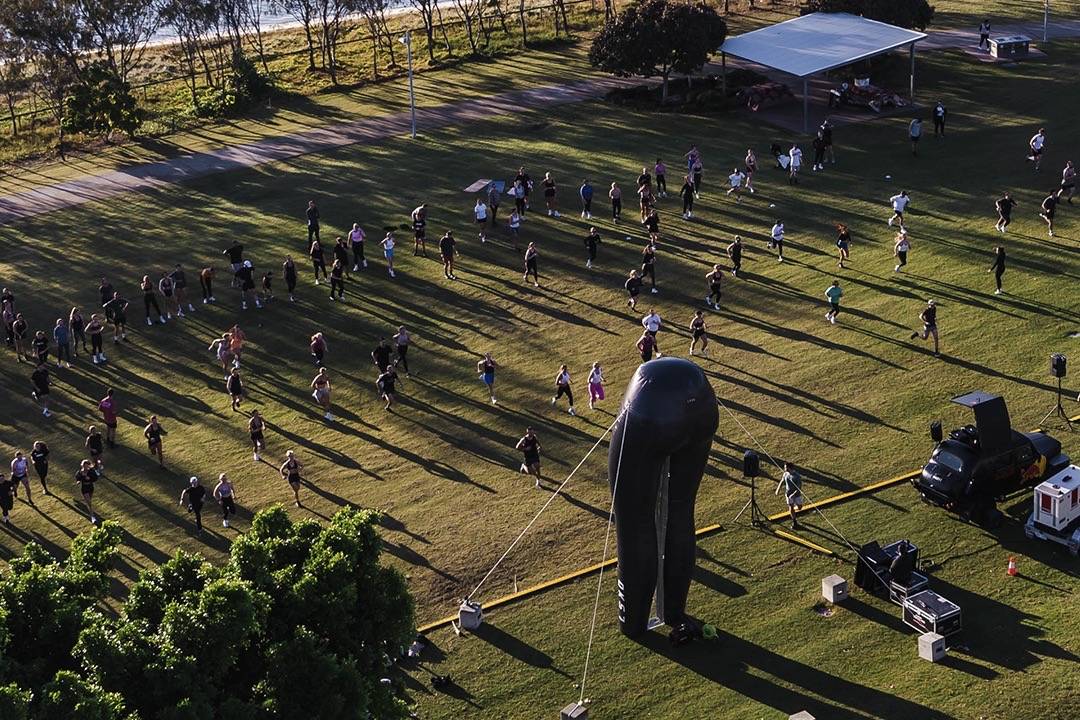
[2,19,1078,225]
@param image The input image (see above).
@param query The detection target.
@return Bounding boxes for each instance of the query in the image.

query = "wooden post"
[721,52,727,96]
[802,77,808,134]
[909,42,916,101]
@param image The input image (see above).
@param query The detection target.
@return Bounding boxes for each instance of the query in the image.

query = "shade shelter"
[719,12,927,132]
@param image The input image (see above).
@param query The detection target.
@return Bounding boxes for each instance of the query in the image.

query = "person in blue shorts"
[477,352,497,405]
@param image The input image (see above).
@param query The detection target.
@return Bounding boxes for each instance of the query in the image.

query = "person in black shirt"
[309,239,328,284]
[223,241,244,287]
[680,176,695,219]
[1040,191,1058,237]
[31,330,48,365]
[372,339,393,373]
[328,259,345,300]
[0,472,13,524]
[11,312,27,361]
[642,208,660,243]
[812,131,827,172]
[31,441,50,496]
[237,260,260,310]
[836,223,851,269]
[141,275,164,325]
[0,287,13,314]
[31,362,51,417]
[727,236,743,278]
[333,236,350,275]
[103,293,128,343]
[98,277,115,316]
[932,102,947,137]
[625,269,642,310]
[377,368,398,411]
[523,242,540,287]
[282,256,298,302]
[85,426,104,469]
[909,299,939,355]
[439,231,457,279]
[412,204,427,256]
[261,271,273,303]
[584,228,601,269]
[306,200,320,244]
[640,242,658,294]
[705,264,723,309]
[516,427,542,487]
[227,368,244,411]
[820,118,835,163]
[144,415,166,467]
[987,246,1006,295]
[515,167,532,211]
[180,476,207,533]
[75,459,98,524]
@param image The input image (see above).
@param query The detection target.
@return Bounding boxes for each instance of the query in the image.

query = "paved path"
[2,19,1079,225]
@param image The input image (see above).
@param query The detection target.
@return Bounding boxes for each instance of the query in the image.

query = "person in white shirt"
[769,221,785,262]
[888,191,910,228]
[788,145,802,184]
[641,310,662,337]
[474,199,489,242]
[381,233,396,278]
[909,118,922,156]
[551,364,575,416]
[1028,128,1046,171]
[726,168,746,203]
[587,362,605,410]
[348,223,366,271]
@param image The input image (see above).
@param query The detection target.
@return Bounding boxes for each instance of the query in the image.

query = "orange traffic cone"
[1007,556,1018,576]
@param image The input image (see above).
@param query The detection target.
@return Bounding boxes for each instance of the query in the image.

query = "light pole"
[1043,0,1049,43]
[399,31,417,139]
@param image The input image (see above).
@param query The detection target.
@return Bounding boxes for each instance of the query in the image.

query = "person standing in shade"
[551,364,575,416]
[141,275,165,326]
[680,175,695,219]
[309,332,327,367]
[1028,128,1046,171]
[0,472,13,525]
[579,179,594,219]
[381,232,397,277]
[1040,190,1058,237]
[282,256,298,301]
[508,207,522,249]
[978,19,991,50]
[625,269,642,310]
[158,271,177,319]
[237,260,260,309]
[86,426,104,470]
[811,131,827,172]
[910,299,940,356]
[328,258,345,301]
[199,266,216,303]
[223,240,244,287]
[637,331,659,363]
[248,409,266,461]
[260,270,273,304]
[515,166,533,211]
[372,338,393,374]
[31,329,48,367]
[10,451,31,505]
[637,181,653,223]
[31,362,51,417]
[306,200,320,244]
[280,451,304,507]
[689,310,708,357]
[332,236,349,277]
[171,264,195,314]
[523,242,540,287]
[311,367,334,420]
[909,118,923,156]
[835,223,851,268]
[474,197,489,242]
[411,203,428,256]
[53,318,71,368]
[511,179,526,217]
[516,428,543,488]
[691,156,704,197]
[227,368,244,411]
[75,459,99,525]
[98,277,115,317]
[389,326,411,376]
[641,241,658,293]
[179,476,206,534]
[487,182,501,223]
[888,190,910,228]
[439,231,457,280]
[68,307,87,359]
[1060,160,1076,203]
[705,264,723,310]
[609,182,623,223]
[584,227,601,269]
[987,246,1007,295]
[655,159,668,197]
[775,462,804,530]
[825,279,843,324]
[587,362,605,410]
[770,220,785,262]
[477,353,498,404]
[637,165,652,197]
[376,366,399,411]
[11,312,27,361]
[788,144,802,184]
[349,223,367,270]
[86,314,105,364]
[820,118,835,164]
[309,238,328,285]
[143,415,165,468]
[214,474,236,528]
[31,441,50,496]
[2,306,14,352]
[933,102,947,137]
[98,389,117,448]
[893,229,911,272]
[727,236,743,277]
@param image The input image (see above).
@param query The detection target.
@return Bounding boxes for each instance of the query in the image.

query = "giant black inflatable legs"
[608,358,718,638]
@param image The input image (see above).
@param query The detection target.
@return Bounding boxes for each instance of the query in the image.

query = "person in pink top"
[654,158,667,198]
[98,388,117,449]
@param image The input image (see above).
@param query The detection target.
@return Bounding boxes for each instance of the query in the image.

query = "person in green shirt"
[825,280,843,324]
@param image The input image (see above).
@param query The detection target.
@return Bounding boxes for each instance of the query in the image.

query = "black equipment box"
[903,590,962,637]
[889,572,929,606]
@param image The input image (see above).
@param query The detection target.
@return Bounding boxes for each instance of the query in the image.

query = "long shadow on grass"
[472,623,574,679]
[637,628,959,720]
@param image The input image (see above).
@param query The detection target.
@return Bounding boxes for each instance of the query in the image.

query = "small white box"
[790,712,816,720]
[918,632,946,662]
[561,703,588,719]
[458,600,483,631]
[822,575,848,603]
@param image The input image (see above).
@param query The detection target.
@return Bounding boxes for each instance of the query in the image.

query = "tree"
[313,0,357,85]
[0,27,29,135]
[77,0,161,82]
[275,0,321,70]
[408,0,438,62]
[801,0,935,31]
[62,61,143,139]
[589,0,728,103]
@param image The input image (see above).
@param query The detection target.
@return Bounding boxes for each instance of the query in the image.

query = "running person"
[987,246,1007,295]
[103,292,129,343]
[30,441,49,496]
[888,191,910,229]
[727,236,743,277]
[213,474,236,528]
[393,326,411,375]
[31,362,51,417]
[542,172,560,217]
[744,149,757,193]
[280,451,304,506]
[609,182,622,222]
[381,233,396,278]
[310,332,327,366]
[689,310,708,356]
[727,168,746,202]
[98,388,117,447]
[143,415,166,467]
[834,223,852,268]
[825,279,843,324]
[625,269,643,310]
[328,259,345,300]
[209,333,233,379]
[75,459,99,525]
[439,231,457,280]
[1060,160,1076,203]
[680,175,695,219]
[412,204,428,255]
[0,472,13,524]
[1040,190,1058,237]
[474,197,489,242]
[311,368,334,420]
[248,410,266,461]
[372,338,393,373]
[309,238,328,284]
[282,256,298,301]
[894,230,911,272]
[477,353,497,404]
[179,476,206,534]
[705,264,723,310]
[641,241,658,293]
[85,426,104,470]
[523,242,540,287]
[226,368,244,411]
[642,208,660,243]
[587,362,605,410]
[199,266,216,303]
[551,364,575,416]
[10,451,31,505]
[637,331,658,363]
[376,366,398,411]
[516,428,542,488]
[770,221,785,262]
[584,227,601,269]
[910,299,940,356]
[993,193,1014,233]
[1028,128,1046,171]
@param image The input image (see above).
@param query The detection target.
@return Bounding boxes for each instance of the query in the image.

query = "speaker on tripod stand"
[732,450,766,526]
[1041,353,1073,430]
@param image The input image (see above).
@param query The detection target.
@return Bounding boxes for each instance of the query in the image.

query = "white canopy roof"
[720,12,927,78]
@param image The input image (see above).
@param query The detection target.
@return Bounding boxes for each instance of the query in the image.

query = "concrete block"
[822,574,848,603]
[790,712,816,720]
[918,632,946,662]
[560,702,588,719]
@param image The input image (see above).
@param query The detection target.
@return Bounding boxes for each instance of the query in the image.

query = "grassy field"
[0,35,1078,720]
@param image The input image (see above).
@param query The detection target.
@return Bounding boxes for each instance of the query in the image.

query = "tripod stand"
[732,474,768,527]
[1040,376,1075,430]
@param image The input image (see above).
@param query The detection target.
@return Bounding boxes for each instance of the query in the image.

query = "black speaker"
[1050,353,1067,378]
[742,450,759,478]
[930,420,943,443]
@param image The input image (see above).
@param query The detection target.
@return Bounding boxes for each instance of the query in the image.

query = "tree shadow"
[472,623,573,679]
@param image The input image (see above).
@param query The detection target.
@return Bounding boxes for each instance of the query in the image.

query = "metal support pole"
[1044,0,1049,43]
[802,77,808,134]
[909,42,915,101]
[721,52,727,97]
[400,31,417,139]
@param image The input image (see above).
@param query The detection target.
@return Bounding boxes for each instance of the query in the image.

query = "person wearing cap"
[910,299,940,356]
[179,475,207,533]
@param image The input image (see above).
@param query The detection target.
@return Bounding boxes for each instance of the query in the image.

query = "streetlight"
[1044,0,1050,43]
[399,31,417,139]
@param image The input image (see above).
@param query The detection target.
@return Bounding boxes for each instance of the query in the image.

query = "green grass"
[0,39,1078,719]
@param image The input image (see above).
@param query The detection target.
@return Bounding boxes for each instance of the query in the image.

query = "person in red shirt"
[98,388,118,448]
